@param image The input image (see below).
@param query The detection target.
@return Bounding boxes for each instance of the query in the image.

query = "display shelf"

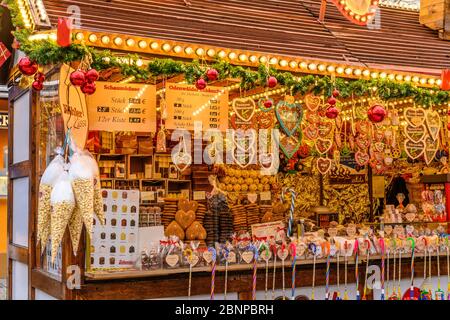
[365,221,449,226]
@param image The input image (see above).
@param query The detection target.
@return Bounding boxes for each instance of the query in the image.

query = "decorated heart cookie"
[316,157,332,175]
[315,138,333,155]
[175,209,196,229]
[305,94,321,112]
[279,132,302,159]
[404,107,426,127]
[276,100,303,137]
[230,113,258,130]
[355,151,370,166]
[232,98,256,122]
[185,221,207,240]
[424,135,439,165]
[241,251,255,264]
[317,121,334,138]
[165,221,185,240]
[425,110,440,141]
[257,111,275,129]
[404,140,425,160]
[404,124,426,143]
[178,199,199,212]
[304,123,319,140]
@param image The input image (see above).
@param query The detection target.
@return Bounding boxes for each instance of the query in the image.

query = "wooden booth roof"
[41,0,450,73]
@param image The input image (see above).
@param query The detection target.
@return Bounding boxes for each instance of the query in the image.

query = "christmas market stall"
[4,0,450,300]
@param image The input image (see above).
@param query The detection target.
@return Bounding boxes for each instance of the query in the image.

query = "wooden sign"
[59,64,88,149]
[86,81,156,132]
[0,112,8,128]
[251,221,285,240]
[165,84,229,131]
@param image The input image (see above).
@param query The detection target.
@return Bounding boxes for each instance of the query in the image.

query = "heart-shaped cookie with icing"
[404,107,426,127]
[425,110,440,141]
[424,136,439,165]
[315,138,333,155]
[316,157,332,175]
[404,124,426,143]
[175,209,196,229]
[165,221,185,240]
[404,140,425,160]
[232,97,256,122]
[178,199,198,212]
[305,93,321,112]
[304,123,319,140]
[355,151,370,166]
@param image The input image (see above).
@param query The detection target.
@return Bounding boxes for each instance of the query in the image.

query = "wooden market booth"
[5,0,450,300]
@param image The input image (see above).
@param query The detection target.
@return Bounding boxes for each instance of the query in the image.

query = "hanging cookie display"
[231,97,257,130]
[423,135,440,165]
[425,109,441,141]
[275,96,303,137]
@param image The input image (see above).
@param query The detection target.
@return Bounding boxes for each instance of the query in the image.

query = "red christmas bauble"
[447,109,450,116]
[367,104,386,123]
[85,69,99,82]
[81,81,96,95]
[264,99,273,109]
[325,106,339,119]
[70,70,86,86]
[267,76,278,88]
[327,96,337,105]
[332,89,340,98]
[206,68,219,81]
[18,57,38,76]
[34,72,45,83]
[195,78,207,90]
[447,122,450,131]
[32,81,43,91]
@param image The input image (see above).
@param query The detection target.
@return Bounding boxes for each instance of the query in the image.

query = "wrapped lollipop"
[69,151,95,244]
[37,150,65,251]
[50,171,75,262]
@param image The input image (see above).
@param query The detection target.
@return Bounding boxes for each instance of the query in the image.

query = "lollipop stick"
[224,261,228,300]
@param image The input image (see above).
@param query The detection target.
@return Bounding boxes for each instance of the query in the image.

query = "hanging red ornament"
[70,70,86,86]
[297,144,310,158]
[34,72,45,83]
[81,81,96,95]
[206,68,219,81]
[264,99,273,109]
[325,106,339,119]
[447,123,450,131]
[57,17,72,47]
[327,96,337,105]
[267,76,277,88]
[85,69,99,82]
[441,69,450,91]
[447,109,450,116]
[32,80,43,91]
[332,89,340,98]
[195,78,207,90]
[18,57,38,76]
[367,104,386,123]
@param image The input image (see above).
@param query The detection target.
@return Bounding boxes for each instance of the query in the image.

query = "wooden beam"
[8,244,28,264]
[31,269,64,300]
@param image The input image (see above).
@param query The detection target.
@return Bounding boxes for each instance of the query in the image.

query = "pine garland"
[10,27,450,106]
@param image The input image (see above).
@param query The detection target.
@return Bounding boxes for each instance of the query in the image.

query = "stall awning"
[40,0,450,73]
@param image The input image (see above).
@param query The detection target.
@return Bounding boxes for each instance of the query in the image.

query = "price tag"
[346,224,357,237]
[260,191,271,201]
[193,191,206,200]
[247,193,258,203]
[141,191,155,202]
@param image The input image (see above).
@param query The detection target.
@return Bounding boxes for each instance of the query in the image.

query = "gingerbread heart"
[425,110,440,141]
[316,157,332,175]
[175,209,196,229]
[230,113,257,130]
[305,94,321,112]
[185,221,207,240]
[317,121,334,138]
[373,142,385,153]
[424,136,439,165]
[356,135,370,150]
[404,124,426,143]
[355,151,370,166]
[404,140,425,160]
[305,111,320,124]
[165,221,185,240]
[178,199,199,213]
[404,107,426,127]
[315,138,333,155]
[257,111,274,129]
[276,100,303,137]
[303,123,319,140]
[241,251,254,264]
[232,98,256,122]
[279,133,302,159]
[356,120,371,136]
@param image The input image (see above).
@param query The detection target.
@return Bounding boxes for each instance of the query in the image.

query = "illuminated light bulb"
[75,32,84,41]
[150,42,159,50]
[101,35,110,44]
[327,65,335,72]
[345,67,353,75]
[308,63,317,70]
[420,78,427,84]
[279,60,288,67]
[362,69,370,77]
[289,61,298,68]
[114,37,123,46]
[138,40,147,49]
[88,34,97,42]
[396,74,403,81]
[207,49,216,57]
[162,43,171,52]
[436,79,442,86]
[336,67,344,74]
[340,0,345,3]
[318,64,326,71]
[300,62,308,69]
[173,45,182,53]
[412,76,420,83]
[428,78,436,85]
[349,11,355,16]
[183,47,193,55]
[269,57,278,65]
[196,48,205,56]
[239,54,248,62]
[371,72,378,78]
[388,74,395,80]
[126,38,135,47]
[249,55,258,63]
[136,59,143,67]
[228,52,237,60]
[259,56,268,63]
[404,75,411,82]
[361,16,367,22]
[379,72,387,79]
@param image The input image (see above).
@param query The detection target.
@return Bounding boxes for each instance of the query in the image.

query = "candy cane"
[344,241,349,300]
[354,239,360,300]
[289,242,297,300]
[209,247,217,301]
[421,237,428,300]
[309,243,317,300]
[390,240,397,300]
[362,239,371,300]
[379,238,385,300]
[282,188,296,237]
[252,245,259,300]
[323,241,331,300]
[407,237,416,300]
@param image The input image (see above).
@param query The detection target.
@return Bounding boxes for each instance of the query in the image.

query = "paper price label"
[141,191,155,201]
[193,191,206,200]
[260,191,271,201]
